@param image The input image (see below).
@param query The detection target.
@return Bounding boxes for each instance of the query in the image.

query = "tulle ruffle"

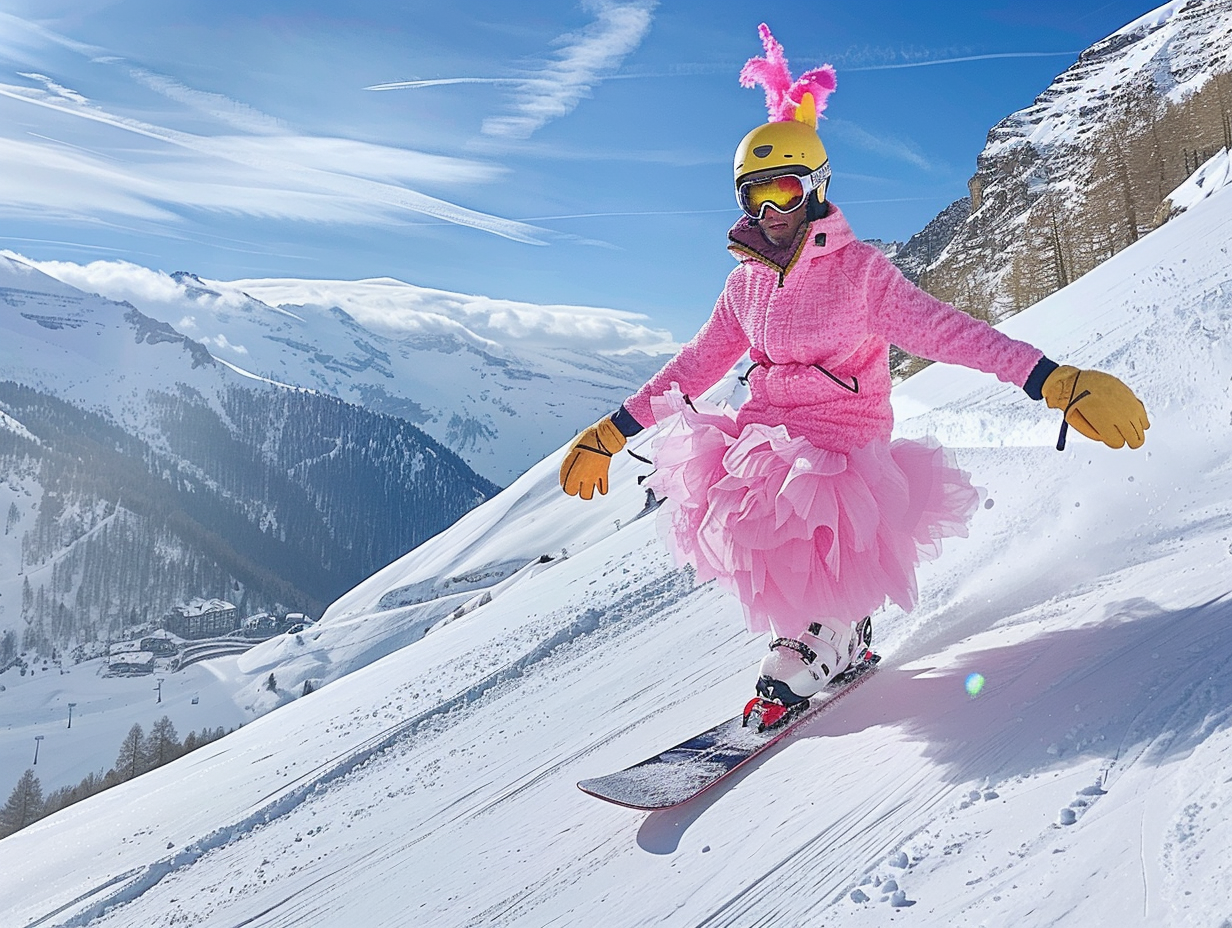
[645,388,979,638]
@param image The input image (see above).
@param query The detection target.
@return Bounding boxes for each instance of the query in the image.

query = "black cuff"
[610,405,644,437]
[1023,356,1059,401]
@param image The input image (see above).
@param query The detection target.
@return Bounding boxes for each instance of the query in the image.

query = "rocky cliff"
[906,0,1232,327]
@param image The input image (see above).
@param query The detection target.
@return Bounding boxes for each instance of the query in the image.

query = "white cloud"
[366,77,523,92]
[10,255,244,308]
[206,333,248,355]
[128,67,288,136]
[481,0,657,140]
[0,10,101,59]
[842,50,1080,72]
[7,254,679,358]
[220,276,678,357]
[0,139,177,221]
[0,74,548,242]
[0,13,555,245]
[17,71,88,104]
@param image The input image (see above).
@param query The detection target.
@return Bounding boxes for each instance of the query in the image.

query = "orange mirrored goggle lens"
[739,175,806,218]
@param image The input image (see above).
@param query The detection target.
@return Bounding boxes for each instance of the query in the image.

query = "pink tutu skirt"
[644,389,979,638]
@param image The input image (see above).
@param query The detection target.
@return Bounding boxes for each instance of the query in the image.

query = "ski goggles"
[736,162,831,220]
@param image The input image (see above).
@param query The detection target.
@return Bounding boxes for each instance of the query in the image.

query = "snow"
[1164,147,1232,215]
[0,655,248,799]
[987,1,1232,157]
[2,146,1232,928]
[0,407,38,443]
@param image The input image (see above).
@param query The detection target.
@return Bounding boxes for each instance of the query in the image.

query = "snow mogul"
[559,24,1149,730]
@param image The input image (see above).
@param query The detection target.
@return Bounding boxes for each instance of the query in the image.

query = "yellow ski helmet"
[733,92,828,186]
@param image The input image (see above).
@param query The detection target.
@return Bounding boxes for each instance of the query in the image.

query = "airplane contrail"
[365,77,525,91]
[845,51,1079,71]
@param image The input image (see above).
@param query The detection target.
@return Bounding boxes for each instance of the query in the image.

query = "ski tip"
[576,779,683,811]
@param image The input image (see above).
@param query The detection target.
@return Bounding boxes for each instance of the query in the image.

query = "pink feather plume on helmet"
[739,23,836,123]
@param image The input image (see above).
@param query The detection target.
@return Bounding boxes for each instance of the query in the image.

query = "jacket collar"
[727,203,857,276]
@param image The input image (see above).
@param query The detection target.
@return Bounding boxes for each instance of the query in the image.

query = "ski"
[577,654,880,810]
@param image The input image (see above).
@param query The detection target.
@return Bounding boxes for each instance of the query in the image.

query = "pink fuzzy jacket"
[622,205,1045,453]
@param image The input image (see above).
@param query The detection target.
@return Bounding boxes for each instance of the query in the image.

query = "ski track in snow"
[32,564,706,927]
[24,580,1232,927]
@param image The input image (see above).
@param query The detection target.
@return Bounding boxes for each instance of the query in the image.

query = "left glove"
[1042,365,1149,450]
[559,416,627,499]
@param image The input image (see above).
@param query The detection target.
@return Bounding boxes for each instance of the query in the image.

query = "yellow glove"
[1042,365,1149,450]
[559,416,627,499]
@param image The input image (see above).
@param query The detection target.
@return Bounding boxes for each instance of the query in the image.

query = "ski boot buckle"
[742,696,808,733]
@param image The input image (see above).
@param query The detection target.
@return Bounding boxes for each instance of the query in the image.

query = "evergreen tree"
[113,723,147,781]
[1,769,44,837]
[144,716,181,768]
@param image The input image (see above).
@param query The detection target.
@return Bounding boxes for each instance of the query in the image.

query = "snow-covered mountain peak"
[1,253,83,298]
[1,253,214,393]
[4,255,672,484]
[989,0,1232,157]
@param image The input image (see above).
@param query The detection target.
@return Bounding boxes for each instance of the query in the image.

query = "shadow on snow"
[638,593,1232,853]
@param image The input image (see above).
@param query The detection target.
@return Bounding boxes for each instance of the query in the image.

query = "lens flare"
[965,672,986,697]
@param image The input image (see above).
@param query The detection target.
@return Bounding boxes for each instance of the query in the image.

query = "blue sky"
[0,1,1159,338]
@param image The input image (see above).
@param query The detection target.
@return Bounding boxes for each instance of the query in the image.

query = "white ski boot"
[743,616,875,731]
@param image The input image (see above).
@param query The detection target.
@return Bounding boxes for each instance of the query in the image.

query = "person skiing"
[559,24,1149,729]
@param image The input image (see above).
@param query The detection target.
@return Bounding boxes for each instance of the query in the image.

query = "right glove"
[1041,365,1149,450]
[559,416,627,500]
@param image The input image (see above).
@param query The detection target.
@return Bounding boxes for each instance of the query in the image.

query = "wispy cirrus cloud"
[0,13,557,245]
[824,118,936,173]
[366,77,525,92]
[126,67,288,136]
[369,1,657,141]
[0,10,102,59]
[483,0,657,139]
[0,68,550,243]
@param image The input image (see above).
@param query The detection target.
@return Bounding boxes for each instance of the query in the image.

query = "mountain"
[904,0,1232,323]
[3,115,1230,928]
[8,257,674,486]
[884,197,973,379]
[890,197,972,286]
[1,257,499,651]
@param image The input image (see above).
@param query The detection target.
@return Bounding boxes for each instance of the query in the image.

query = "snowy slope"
[1163,147,1232,217]
[2,184,1231,926]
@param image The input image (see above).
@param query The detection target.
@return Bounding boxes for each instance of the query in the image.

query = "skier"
[559,24,1148,728]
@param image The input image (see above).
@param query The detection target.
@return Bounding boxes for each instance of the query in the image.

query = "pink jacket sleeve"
[864,250,1043,388]
[623,283,749,427]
